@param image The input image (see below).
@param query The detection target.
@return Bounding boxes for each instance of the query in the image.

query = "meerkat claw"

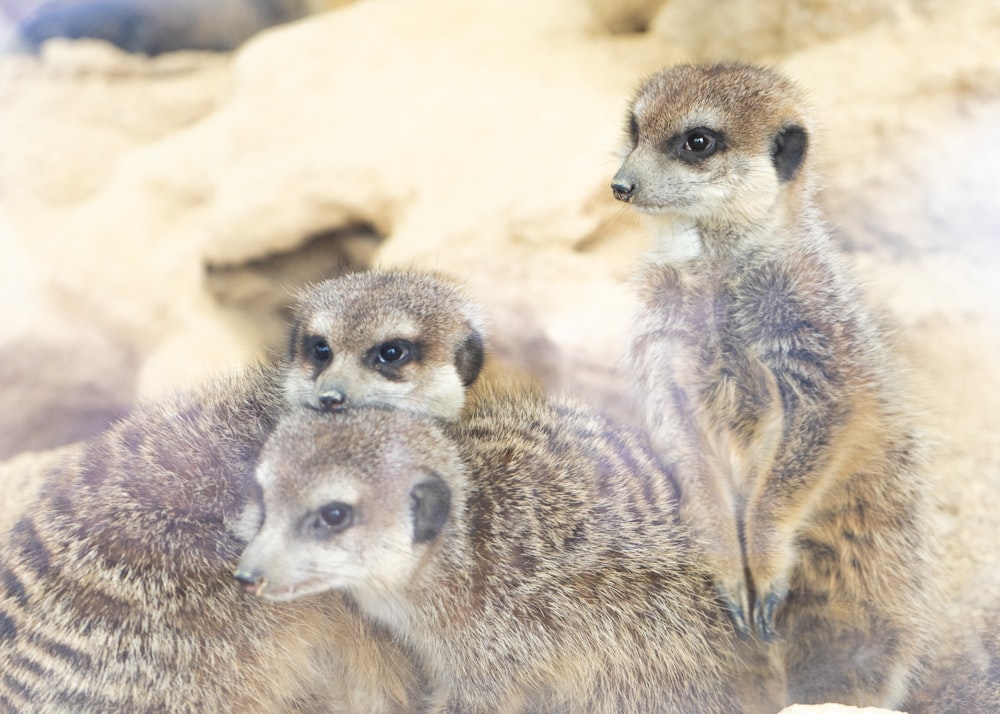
[721,596,752,639]
[753,591,784,642]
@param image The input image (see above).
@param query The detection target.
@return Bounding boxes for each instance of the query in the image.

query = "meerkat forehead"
[256,407,463,500]
[295,270,484,341]
[631,63,809,149]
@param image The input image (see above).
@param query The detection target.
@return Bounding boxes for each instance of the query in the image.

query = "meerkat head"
[611,63,810,233]
[282,270,486,421]
[234,408,463,619]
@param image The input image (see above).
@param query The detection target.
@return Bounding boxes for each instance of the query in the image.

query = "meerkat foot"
[752,588,786,642]
[722,596,752,639]
[716,577,752,639]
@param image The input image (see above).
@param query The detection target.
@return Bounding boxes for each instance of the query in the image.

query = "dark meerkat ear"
[454,327,485,388]
[411,475,451,544]
[771,124,808,183]
[286,320,302,361]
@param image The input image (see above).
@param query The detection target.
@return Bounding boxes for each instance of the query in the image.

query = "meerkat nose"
[611,175,637,202]
[233,569,266,594]
[318,389,347,410]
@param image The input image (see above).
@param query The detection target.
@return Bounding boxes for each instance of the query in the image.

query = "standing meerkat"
[612,63,934,707]
[282,269,485,420]
[0,366,419,712]
[235,388,757,714]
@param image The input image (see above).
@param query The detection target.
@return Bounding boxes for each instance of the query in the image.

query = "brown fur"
[0,365,417,712]
[902,567,1000,713]
[616,63,935,708]
[238,385,757,713]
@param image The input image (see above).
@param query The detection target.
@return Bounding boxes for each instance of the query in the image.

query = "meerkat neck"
[644,214,704,263]
[349,585,415,633]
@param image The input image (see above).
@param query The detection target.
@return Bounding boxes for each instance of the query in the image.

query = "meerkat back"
[236,392,770,713]
[0,366,418,712]
[613,63,935,708]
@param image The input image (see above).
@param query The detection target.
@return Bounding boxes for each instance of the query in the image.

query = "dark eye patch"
[377,341,409,364]
[366,339,420,379]
[303,335,332,366]
[310,501,353,535]
[671,127,725,164]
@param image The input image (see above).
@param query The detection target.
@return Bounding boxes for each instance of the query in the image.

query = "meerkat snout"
[282,270,486,421]
[232,567,267,595]
[611,175,636,202]
[317,388,347,410]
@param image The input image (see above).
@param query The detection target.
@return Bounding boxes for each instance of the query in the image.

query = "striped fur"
[239,386,757,713]
[0,365,417,713]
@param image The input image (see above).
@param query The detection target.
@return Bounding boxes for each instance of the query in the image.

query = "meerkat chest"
[644,215,704,263]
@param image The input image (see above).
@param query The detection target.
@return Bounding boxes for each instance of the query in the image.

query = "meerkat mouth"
[241,576,328,602]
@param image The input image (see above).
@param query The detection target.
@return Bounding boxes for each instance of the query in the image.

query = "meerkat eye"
[305,336,332,365]
[684,131,715,153]
[315,502,353,532]
[376,341,410,365]
[675,128,723,163]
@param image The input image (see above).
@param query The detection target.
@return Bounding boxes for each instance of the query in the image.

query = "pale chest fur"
[627,259,783,497]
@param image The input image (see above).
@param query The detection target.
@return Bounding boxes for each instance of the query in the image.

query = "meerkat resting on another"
[612,63,934,707]
[283,269,485,419]
[0,269,489,711]
[0,366,418,712]
[236,388,756,714]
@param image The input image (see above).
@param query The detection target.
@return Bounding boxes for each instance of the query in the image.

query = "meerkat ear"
[454,327,485,388]
[771,124,808,183]
[411,475,451,544]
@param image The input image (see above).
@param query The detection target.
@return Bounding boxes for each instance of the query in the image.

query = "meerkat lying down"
[236,386,763,713]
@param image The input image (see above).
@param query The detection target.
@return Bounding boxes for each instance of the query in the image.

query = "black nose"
[318,389,347,410]
[611,177,636,202]
[233,568,265,594]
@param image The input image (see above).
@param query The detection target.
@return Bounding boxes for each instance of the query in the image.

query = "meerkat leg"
[631,264,755,636]
[741,434,841,642]
[776,459,931,708]
[676,457,752,636]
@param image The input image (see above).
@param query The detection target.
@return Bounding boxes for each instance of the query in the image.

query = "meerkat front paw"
[752,586,788,642]
[715,571,753,639]
[746,526,797,641]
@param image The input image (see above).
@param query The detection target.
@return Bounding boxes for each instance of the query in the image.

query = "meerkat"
[0,365,419,712]
[234,386,771,714]
[612,63,934,707]
[282,269,485,420]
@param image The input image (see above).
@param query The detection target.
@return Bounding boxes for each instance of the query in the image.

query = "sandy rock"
[586,0,668,33]
[650,0,948,62]
[0,40,231,206]
[0,215,137,460]
[1,0,691,404]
